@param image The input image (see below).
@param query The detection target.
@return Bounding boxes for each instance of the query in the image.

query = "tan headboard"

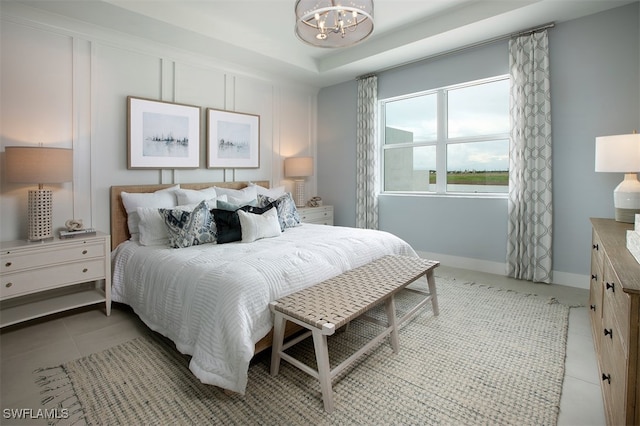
[109,181,270,251]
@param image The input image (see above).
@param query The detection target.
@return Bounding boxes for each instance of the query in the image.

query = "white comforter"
[111,224,416,393]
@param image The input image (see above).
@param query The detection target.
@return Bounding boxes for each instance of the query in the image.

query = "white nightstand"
[0,232,111,328]
[298,205,334,225]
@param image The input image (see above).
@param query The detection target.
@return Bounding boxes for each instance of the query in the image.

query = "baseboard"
[415,250,589,290]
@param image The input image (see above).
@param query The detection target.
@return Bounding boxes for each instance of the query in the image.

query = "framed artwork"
[206,108,260,168]
[127,96,200,169]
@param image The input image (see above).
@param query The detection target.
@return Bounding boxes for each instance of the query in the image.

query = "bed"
[110,181,417,394]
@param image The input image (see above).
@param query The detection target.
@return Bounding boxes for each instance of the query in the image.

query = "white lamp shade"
[285,156,314,178]
[5,146,73,184]
[595,134,640,173]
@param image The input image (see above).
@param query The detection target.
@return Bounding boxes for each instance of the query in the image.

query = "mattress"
[111,223,416,393]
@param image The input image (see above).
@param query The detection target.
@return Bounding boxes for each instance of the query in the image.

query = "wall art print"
[127,96,200,169]
[207,108,260,168]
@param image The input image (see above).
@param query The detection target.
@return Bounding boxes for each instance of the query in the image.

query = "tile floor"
[0,266,605,425]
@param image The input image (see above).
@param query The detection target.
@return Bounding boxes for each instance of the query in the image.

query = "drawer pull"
[83,268,88,273]
[604,328,613,339]
[5,262,12,267]
[590,304,596,311]
[591,274,597,281]
[602,373,611,384]
[605,282,615,292]
[82,250,88,255]
[593,243,599,251]
[5,282,12,288]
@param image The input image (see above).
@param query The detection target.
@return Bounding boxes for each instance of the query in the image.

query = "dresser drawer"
[603,260,630,353]
[601,332,628,426]
[591,229,604,270]
[1,240,105,273]
[0,258,106,299]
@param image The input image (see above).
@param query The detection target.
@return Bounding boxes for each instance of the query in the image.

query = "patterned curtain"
[507,31,553,283]
[355,75,379,229]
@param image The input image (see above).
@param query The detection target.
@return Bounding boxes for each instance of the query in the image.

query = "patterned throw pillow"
[161,200,216,248]
[257,193,301,231]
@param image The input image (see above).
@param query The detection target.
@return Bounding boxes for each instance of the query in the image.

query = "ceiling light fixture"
[295,0,374,48]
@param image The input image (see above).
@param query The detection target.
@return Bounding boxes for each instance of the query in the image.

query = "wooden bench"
[269,255,440,413]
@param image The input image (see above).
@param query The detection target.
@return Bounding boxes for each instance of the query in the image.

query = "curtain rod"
[357,22,555,79]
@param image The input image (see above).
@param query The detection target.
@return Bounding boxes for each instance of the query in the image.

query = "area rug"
[35,277,569,425]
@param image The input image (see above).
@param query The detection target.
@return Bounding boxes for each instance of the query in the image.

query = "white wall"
[0,3,318,242]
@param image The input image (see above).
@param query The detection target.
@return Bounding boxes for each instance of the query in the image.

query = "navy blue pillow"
[211,201,278,244]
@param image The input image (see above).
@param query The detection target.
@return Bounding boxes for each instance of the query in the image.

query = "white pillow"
[250,183,286,199]
[214,185,257,203]
[237,207,281,243]
[175,187,217,205]
[137,207,169,246]
[121,185,179,240]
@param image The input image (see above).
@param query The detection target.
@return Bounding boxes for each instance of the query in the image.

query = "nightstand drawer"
[1,258,106,299]
[1,240,105,273]
[603,260,630,353]
[298,206,333,225]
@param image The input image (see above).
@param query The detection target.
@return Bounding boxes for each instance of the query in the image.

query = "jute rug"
[35,277,569,425]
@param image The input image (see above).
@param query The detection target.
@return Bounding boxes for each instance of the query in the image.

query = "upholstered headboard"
[109,181,270,251]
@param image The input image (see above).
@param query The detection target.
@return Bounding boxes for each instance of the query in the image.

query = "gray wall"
[317,3,640,287]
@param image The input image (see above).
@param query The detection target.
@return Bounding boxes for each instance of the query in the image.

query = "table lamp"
[284,156,313,207]
[595,132,640,223]
[5,146,73,240]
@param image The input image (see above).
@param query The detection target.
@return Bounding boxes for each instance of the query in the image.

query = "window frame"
[379,74,510,197]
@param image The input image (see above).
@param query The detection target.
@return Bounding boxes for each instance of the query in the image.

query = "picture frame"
[127,96,200,169]
[206,108,260,168]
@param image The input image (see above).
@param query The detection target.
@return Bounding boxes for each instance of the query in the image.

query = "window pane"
[446,140,509,193]
[384,94,437,144]
[384,146,436,191]
[448,79,509,138]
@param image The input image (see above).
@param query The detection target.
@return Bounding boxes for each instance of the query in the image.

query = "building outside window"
[381,75,510,195]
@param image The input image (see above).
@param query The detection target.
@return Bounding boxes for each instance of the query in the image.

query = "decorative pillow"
[249,183,286,199]
[121,185,180,240]
[211,201,278,244]
[238,207,281,243]
[137,200,217,246]
[214,185,258,203]
[161,200,216,248]
[175,187,217,205]
[257,192,301,231]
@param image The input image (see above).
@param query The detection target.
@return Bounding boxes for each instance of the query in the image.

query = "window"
[381,76,510,194]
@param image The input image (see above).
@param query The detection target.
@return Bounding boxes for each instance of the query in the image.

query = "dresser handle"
[606,282,615,292]
[602,373,611,384]
[591,274,597,281]
[5,282,12,288]
[604,328,613,339]
[590,304,596,311]
[593,243,599,251]
[5,262,11,267]
[82,250,88,255]
[83,268,88,273]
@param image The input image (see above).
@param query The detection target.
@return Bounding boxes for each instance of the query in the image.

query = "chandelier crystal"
[295,0,374,48]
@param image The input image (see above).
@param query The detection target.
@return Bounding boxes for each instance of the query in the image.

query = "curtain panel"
[507,31,553,283]
[355,75,379,230]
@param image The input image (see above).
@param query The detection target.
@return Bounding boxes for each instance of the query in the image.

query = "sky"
[384,78,510,172]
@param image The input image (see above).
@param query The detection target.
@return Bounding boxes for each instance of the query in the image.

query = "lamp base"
[293,179,306,207]
[614,173,640,223]
[28,189,53,241]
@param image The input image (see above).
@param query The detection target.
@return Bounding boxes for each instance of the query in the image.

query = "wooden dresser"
[589,218,640,425]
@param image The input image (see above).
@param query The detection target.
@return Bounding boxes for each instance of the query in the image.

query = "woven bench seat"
[269,254,439,413]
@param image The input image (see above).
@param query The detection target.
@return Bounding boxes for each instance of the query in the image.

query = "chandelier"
[294,0,374,48]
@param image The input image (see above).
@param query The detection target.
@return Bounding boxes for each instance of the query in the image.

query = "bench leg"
[427,271,439,316]
[312,330,334,413]
[270,312,286,376]
[385,296,399,353]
